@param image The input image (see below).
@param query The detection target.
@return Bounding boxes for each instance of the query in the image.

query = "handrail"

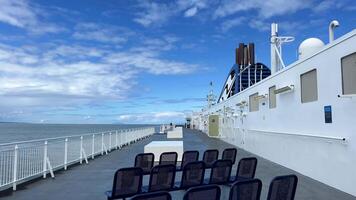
[0,126,155,191]
[0,127,151,147]
[248,129,346,141]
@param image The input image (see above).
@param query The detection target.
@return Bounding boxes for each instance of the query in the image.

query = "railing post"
[109,132,112,152]
[80,136,83,164]
[13,145,18,191]
[115,131,118,150]
[92,134,95,159]
[126,129,128,145]
[101,133,104,155]
[43,141,48,178]
[64,138,68,170]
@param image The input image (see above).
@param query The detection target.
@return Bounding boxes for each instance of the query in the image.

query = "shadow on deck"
[0,128,355,200]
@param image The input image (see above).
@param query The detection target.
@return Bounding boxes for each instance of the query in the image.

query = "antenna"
[207,81,216,108]
[270,23,295,74]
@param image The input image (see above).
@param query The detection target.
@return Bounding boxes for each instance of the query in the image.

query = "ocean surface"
[0,123,156,144]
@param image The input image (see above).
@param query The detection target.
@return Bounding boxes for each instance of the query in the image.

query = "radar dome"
[298,38,325,59]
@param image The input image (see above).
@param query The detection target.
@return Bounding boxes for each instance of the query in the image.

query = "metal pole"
[80,136,83,164]
[101,133,104,155]
[109,132,112,152]
[43,141,48,178]
[13,145,18,190]
[92,134,95,159]
[115,131,118,150]
[64,138,68,170]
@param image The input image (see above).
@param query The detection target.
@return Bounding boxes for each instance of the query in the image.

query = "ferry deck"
[0,128,355,200]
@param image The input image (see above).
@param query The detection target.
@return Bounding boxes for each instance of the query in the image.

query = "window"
[301,69,318,103]
[269,86,276,108]
[249,93,259,112]
[341,52,356,95]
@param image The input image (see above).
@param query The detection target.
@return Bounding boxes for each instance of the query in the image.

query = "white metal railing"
[0,127,155,191]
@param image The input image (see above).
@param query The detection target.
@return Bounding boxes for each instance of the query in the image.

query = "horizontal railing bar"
[0,126,155,191]
[248,129,346,141]
[0,127,152,147]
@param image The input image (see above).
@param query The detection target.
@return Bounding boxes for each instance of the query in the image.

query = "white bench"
[144,141,183,161]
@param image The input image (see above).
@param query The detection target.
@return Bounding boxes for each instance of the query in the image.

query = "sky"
[0,0,355,124]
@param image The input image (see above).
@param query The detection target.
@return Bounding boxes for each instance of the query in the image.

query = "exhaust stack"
[329,20,340,43]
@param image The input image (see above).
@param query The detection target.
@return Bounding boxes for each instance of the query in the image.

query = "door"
[208,115,219,137]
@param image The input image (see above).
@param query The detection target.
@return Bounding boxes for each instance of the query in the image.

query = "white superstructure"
[191,21,356,196]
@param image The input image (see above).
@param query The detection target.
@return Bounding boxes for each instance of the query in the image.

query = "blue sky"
[0,0,355,124]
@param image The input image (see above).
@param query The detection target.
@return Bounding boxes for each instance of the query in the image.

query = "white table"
[167,128,183,138]
[144,141,183,161]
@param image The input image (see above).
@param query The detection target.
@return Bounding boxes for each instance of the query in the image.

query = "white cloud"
[105,51,197,75]
[0,0,37,28]
[214,0,311,19]
[220,17,246,32]
[117,111,186,124]
[0,0,66,34]
[134,0,210,27]
[134,2,173,27]
[184,7,198,17]
[73,23,130,44]
[0,31,200,117]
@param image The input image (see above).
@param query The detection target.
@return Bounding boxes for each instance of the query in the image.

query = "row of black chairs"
[132,175,298,200]
[106,157,257,200]
[135,148,237,174]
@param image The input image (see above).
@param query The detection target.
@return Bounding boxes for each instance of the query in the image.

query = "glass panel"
[301,69,318,103]
[342,52,356,95]
[249,93,259,112]
[269,86,276,109]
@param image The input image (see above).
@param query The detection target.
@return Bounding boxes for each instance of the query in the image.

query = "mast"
[207,81,216,108]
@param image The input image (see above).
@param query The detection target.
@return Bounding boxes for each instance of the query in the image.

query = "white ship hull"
[192,29,356,196]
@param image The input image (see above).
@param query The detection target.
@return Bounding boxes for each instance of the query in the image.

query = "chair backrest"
[180,161,205,189]
[181,151,199,169]
[229,179,262,200]
[267,175,298,200]
[132,191,172,200]
[235,157,257,180]
[203,149,219,167]
[111,167,143,199]
[183,185,221,200]
[159,152,178,166]
[209,160,233,184]
[149,164,176,192]
[222,148,237,164]
[135,153,155,174]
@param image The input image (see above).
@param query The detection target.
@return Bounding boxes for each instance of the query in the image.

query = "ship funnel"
[329,20,339,43]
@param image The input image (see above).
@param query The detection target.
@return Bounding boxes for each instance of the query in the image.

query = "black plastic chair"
[135,153,155,175]
[222,148,237,165]
[267,175,298,200]
[147,164,176,192]
[178,151,199,171]
[209,160,233,184]
[132,191,172,200]
[203,149,219,168]
[105,167,143,200]
[159,152,178,166]
[229,179,262,200]
[183,184,221,200]
[232,157,257,182]
[178,161,205,189]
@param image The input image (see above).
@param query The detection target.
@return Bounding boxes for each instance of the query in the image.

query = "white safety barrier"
[0,127,155,191]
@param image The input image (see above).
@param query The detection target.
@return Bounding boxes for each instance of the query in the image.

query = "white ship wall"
[193,30,356,196]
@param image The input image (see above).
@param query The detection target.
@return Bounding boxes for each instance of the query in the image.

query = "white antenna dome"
[298,38,325,59]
